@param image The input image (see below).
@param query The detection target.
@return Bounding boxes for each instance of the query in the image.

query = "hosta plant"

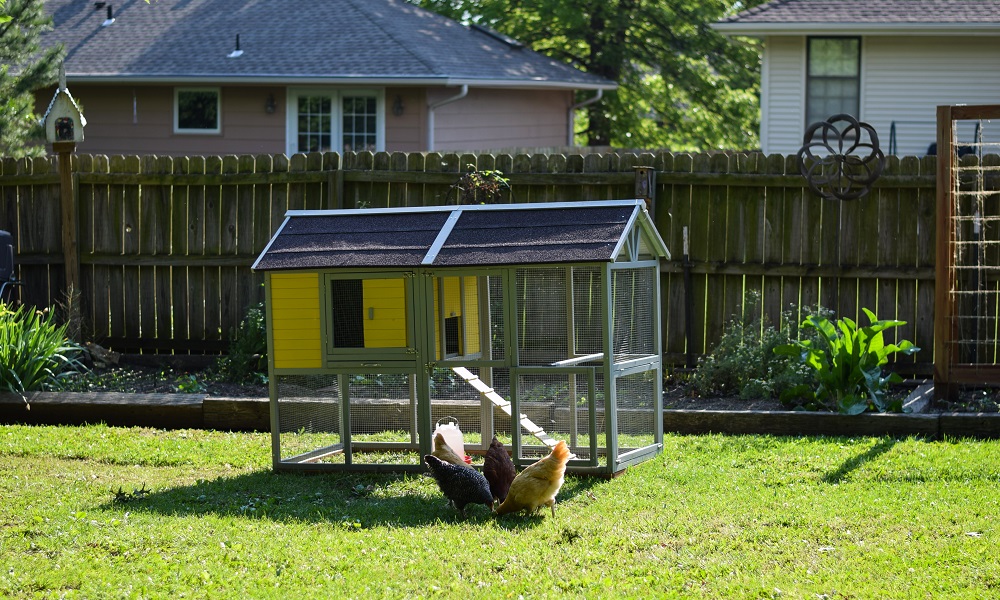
[0,302,84,404]
[775,308,919,414]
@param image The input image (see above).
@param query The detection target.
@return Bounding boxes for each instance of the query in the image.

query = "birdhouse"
[41,66,86,146]
[41,88,86,144]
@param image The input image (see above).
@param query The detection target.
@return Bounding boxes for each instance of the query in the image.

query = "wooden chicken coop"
[252,199,669,476]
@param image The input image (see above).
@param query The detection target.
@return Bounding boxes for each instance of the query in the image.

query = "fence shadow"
[821,437,898,484]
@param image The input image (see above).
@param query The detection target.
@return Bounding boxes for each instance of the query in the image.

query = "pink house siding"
[35,85,575,156]
[36,84,287,157]
[430,88,572,151]
[384,87,427,153]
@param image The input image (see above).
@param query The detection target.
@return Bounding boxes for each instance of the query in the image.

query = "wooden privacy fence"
[0,150,937,373]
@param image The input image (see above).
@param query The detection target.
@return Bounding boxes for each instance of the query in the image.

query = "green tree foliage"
[411,0,765,151]
[0,0,63,157]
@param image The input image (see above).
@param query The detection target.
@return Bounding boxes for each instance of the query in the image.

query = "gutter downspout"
[427,84,469,151]
[567,89,603,146]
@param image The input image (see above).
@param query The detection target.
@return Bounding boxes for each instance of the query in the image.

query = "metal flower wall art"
[797,114,886,201]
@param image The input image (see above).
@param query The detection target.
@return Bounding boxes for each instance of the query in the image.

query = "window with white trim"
[287,89,383,155]
[806,37,860,128]
[175,88,220,134]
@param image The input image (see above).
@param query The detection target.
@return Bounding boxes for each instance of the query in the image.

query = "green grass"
[2,426,998,598]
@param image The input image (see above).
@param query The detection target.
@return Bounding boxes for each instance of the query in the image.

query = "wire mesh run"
[612,267,656,362]
[275,374,342,462]
[516,371,605,466]
[615,371,657,453]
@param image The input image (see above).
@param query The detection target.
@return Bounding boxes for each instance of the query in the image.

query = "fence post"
[53,142,81,340]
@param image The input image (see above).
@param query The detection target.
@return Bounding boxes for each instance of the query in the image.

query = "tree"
[411,0,765,151]
[0,0,63,157]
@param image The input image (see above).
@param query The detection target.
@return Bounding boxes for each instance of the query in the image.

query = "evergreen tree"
[412,0,765,152]
[0,0,63,157]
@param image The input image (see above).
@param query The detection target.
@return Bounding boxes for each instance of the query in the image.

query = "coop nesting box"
[252,199,669,475]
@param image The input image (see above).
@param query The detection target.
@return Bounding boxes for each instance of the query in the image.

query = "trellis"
[934,104,1000,398]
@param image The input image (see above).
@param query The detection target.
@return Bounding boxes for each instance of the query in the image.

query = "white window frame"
[174,87,221,134]
[285,88,385,156]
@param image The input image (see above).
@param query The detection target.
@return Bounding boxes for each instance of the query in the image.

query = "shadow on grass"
[98,468,604,530]
[822,437,898,484]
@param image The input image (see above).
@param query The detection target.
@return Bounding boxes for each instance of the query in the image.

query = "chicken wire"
[612,267,656,363]
[615,371,658,453]
[945,118,1000,371]
[516,371,605,466]
[274,374,341,462]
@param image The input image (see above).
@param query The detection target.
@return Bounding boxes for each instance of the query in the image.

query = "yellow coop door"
[328,276,409,351]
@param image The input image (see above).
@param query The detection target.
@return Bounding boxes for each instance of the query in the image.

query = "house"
[35,0,615,157]
[713,0,1000,156]
[251,199,669,474]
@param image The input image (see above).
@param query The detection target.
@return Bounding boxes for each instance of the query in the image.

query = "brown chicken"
[494,440,571,517]
[432,432,471,467]
[482,436,515,504]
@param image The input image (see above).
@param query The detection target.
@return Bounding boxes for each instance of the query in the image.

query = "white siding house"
[714,0,1000,157]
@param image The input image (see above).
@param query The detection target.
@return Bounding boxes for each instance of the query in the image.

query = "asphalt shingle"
[40,0,612,88]
[719,0,1000,25]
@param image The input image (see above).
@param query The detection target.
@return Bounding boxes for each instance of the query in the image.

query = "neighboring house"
[713,0,1000,156]
[35,0,614,157]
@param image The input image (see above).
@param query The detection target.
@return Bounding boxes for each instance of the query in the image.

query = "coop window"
[330,279,365,348]
[806,37,860,130]
[174,88,220,133]
[444,316,462,357]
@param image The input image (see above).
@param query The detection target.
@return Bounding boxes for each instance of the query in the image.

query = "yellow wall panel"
[269,272,322,368]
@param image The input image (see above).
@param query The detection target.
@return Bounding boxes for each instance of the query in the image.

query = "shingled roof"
[39,0,614,89]
[252,200,669,271]
[714,0,1000,35]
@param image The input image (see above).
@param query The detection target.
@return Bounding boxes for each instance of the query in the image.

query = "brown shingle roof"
[716,0,1000,33]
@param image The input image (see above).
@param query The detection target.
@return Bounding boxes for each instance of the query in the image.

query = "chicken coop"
[252,199,669,476]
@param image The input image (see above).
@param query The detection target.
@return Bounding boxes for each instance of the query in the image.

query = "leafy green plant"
[172,373,206,393]
[775,308,919,414]
[213,302,268,385]
[692,293,822,401]
[0,302,84,403]
[450,164,510,204]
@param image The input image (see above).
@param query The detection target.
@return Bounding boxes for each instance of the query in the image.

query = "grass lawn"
[2,425,998,598]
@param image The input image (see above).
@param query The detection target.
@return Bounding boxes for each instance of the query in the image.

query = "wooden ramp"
[450,366,563,450]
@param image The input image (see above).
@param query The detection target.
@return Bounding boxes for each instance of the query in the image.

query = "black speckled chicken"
[482,436,516,504]
[423,454,494,517]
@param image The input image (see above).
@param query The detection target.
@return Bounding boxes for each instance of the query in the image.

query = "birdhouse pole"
[49,65,82,340]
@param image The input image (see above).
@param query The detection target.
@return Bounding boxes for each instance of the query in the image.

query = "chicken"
[432,432,471,467]
[423,454,494,517]
[494,440,571,518]
[482,436,516,504]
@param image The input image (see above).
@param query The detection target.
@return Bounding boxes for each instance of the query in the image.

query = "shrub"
[213,302,268,385]
[692,293,823,401]
[0,302,84,402]
[774,307,919,414]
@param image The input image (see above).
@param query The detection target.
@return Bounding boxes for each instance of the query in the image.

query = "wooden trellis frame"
[934,104,1000,399]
